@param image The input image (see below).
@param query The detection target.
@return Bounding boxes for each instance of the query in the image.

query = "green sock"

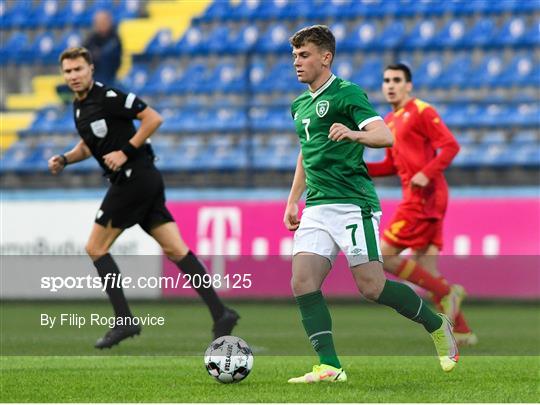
[376,279,443,333]
[295,290,341,369]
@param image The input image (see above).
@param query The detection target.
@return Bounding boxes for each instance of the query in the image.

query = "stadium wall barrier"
[1,200,162,299]
[1,199,538,299]
[163,199,540,299]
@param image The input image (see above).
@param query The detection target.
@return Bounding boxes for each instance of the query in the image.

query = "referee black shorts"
[95,161,174,233]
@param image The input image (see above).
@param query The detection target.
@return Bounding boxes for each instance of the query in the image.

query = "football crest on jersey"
[315,100,329,117]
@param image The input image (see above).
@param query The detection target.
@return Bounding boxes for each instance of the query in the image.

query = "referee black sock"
[93,254,133,319]
[175,251,226,322]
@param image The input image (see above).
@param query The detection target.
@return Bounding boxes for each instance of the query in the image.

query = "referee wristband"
[59,154,69,166]
[121,142,138,160]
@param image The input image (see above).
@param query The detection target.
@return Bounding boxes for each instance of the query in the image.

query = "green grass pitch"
[1,301,539,402]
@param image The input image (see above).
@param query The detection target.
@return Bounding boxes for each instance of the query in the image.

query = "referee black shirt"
[73,81,154,175]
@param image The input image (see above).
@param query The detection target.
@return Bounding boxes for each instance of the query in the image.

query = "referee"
[48,47,239,349]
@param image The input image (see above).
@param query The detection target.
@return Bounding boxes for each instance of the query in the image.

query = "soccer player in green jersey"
[283,25,459,383]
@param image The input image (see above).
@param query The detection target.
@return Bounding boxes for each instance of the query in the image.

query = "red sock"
[395,259,450,297]
[453,311,472,333]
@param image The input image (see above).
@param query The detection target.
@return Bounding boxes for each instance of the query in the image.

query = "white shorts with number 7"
[293,204,383,267]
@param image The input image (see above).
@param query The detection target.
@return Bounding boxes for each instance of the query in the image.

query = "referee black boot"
[212,308,240,339]
[95,324,142,349]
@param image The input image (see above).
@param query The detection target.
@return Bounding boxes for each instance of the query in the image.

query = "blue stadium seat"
[226,0,264,20]
[436,54,473,88]
[430,19,466,48]
[492,17,528,47]
[27,0,63,28]
[459,18,496,47]
[499,55,536,87]
[63,0,95,26]
[52,31,83,59]
[334,57,355,81]
[1,0,30,29]
[0,141,33,172]
[509,103,539,127]
[256,23,291,53]
[121,64,150,93]
[329,22,347,44]
[141,63,179,95]
[202,26,232,54]
[211,63,247,93]
[478,130,506,146]
[523,19,540,47]
[197,0,233,22]
[377,20,406,49]
[402,20,437,49]
[350,57,384,90]
[342,21,379,51]
[413,56,444,88]
[512,130,539,144]
[143,29,174,57]
[227,25,259,53]
[254,59,297,93]
[308,0,354,19]
[114,0,144,20]
[27,32,57,64]
[173,26,205,55]
[451,143,478,168]
[169,62,208,94]
[0,32,28,64]
[467,55,504,88]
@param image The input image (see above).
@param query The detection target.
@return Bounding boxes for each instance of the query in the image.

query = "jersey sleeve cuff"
[357,116,383,130]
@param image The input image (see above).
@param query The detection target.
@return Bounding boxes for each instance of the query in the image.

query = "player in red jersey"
[367,63,477,346]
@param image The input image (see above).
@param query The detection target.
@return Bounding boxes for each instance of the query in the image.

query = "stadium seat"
[350,57,384,90]
[492,17,527,47]
[436,54,473,88]
[202,26,233,54]
[1,0,31,29]
[466,55,504,88]
[334,57,355,81]
[0,32,28,64]
[402,20,437,49]
[377,20,406,49]
[341,21,379,51]
[227,25,259,53]
[197,0,233,22]
[141,63,179,95]
[413,56,444,88]
[143,29,174,57]
[430,19,466,48]
[498,55,536,87]
[173,26,205,55]
[523,19,540,47]
[120,64,150,93]
[458,18,496,48]
[52,31,83,60]
[256,23,292,53]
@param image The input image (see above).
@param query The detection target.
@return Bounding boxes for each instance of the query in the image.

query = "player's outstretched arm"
[284,151,306,231]
[328,120,393,148]
[48,140,91,175]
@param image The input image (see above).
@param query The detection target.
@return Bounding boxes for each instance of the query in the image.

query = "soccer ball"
[204,335,253,383]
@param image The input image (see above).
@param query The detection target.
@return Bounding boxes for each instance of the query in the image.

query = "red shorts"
[382,209,444,251]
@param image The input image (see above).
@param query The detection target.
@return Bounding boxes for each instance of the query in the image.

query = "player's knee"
[162,244,188,262]
[356,273,385,301]
[85,242,109,259]
[291,275,315,296]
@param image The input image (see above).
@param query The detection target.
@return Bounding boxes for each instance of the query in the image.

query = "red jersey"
[367,98,460,219]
